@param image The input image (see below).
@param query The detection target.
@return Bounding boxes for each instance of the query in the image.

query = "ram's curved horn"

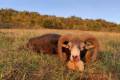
[80,34,100,62]
[57,34,73,62]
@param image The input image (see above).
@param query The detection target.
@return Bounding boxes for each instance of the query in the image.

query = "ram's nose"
[72,56,80,62]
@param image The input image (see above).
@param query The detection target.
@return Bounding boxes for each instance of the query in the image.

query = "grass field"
[0,29,120,80]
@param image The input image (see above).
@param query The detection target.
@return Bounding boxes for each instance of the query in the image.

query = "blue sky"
[0,0,120,24]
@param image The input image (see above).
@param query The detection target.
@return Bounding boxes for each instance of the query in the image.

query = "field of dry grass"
[0,29,120,80]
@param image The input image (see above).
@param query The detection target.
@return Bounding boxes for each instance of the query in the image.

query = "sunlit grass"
[0,29,120,80]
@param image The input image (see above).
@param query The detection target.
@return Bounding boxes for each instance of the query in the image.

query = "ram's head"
[58,34,99,71]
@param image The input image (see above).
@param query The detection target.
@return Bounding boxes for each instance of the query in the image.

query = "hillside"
[0,9,120,32]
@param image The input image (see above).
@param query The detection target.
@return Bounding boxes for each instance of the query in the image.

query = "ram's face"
[62,40,85,62]
[70,41,86,62]
[70,44,80,61]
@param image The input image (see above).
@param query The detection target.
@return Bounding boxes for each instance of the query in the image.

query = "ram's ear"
[85,45,95,49]
[85,41,95,50]
[62,42,72,49]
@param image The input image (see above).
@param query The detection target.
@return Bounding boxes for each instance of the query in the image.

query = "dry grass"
[0,29,120,80]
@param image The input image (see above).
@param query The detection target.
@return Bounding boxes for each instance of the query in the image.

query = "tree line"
[0,9,120,32]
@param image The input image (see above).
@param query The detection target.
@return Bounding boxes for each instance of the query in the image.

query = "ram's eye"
[77,46,81,50]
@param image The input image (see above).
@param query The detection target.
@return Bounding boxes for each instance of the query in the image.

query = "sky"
[0,0,120,24]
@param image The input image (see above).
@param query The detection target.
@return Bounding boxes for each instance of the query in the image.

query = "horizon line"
[0,8,120,24]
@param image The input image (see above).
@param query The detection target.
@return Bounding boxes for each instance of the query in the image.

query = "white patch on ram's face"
[70,45,80,61]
